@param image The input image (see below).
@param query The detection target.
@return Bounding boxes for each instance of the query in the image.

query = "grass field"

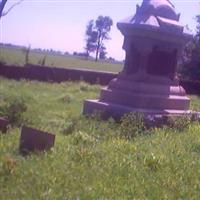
[1,77,200,199]
[0,46,123,73]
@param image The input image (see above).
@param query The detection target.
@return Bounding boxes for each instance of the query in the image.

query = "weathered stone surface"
[117,0,189,35]
[83,99,192,120]
[0,117,9,133]
[19,126,55,155]
[83,0,193,119]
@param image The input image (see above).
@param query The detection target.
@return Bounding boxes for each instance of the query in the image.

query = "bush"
[119,112,146,139]
[179,15,200,82]
[165,115,191,132]
[1,96,28,126]
[0,154,18,176]
[62,117,78,135]
[71,131,96,146]
[143,153,162,172]
[58,94,73,104]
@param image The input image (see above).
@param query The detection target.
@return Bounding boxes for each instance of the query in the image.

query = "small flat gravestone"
[19,126,55,155]
[0,117,9,133]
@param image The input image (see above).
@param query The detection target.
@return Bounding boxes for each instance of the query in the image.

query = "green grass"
[190,95,200,112]
[0,46,123,73]
[0,77,200,199]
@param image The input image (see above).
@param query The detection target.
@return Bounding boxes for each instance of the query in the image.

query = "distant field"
[0,46,123,73]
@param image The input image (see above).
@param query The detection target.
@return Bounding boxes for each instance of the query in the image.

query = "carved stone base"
[83,76,190,119]
[83,99,192,120]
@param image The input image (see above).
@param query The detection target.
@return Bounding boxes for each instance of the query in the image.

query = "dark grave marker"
[19,126,55,155]
[0,117,9,133]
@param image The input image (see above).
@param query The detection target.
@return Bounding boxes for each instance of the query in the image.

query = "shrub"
[71,131,96,146]
[79,82,90,91]
[0,154,18,176]
[143,153,162,172]
[119,112,146,139]
[62,117,78,135]
[79,82,100,92]
[58,94,73,104]
[2,96,28,126]
[165,115,191,132]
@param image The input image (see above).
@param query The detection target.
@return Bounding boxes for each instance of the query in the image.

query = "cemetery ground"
[0,77,200,199]
[0,46,123,73]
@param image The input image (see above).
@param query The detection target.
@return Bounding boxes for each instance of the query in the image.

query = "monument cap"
[117,0,192,38]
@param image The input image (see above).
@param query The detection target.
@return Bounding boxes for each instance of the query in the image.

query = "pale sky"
[1,0,199,60]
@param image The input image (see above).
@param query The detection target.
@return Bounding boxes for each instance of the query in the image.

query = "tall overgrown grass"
[0,77,200,199]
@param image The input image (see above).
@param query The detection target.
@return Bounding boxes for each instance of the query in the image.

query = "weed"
[58,94,73,104]
[89,110,102,121]
[119,112,146,139]
[2,96,28,126]
[79,82,90,91]
[0,154,18,176]
[190,143,200,153]
[166,115,191,131]
[71,131,96,146]
[62,118,77,135]
[144,153,162,172]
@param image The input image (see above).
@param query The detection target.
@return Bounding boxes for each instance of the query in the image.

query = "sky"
[0,0,200,60]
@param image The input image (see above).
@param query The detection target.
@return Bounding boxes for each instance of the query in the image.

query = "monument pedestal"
[83,73,190,119]
[83,100,191,119]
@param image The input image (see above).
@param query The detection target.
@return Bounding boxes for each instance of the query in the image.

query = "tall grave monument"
[83,0,192,119]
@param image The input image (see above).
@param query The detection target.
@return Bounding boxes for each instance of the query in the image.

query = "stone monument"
[83,0,193,119]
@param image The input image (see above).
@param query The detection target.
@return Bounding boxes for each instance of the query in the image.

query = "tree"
[85,16,113,61]
[95,16,113,61]
[0,0,24,19]
[180,15,200,81]
[85,20,98,58]
[196,14,200,38]
[99,45,107,60]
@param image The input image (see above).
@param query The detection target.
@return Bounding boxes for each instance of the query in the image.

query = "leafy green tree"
[85,20,98,58]
[99,45,107,60]
[85,16,113,61]
[95,16,113,61]
[196,15,200,37]
[180,15,200,81]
